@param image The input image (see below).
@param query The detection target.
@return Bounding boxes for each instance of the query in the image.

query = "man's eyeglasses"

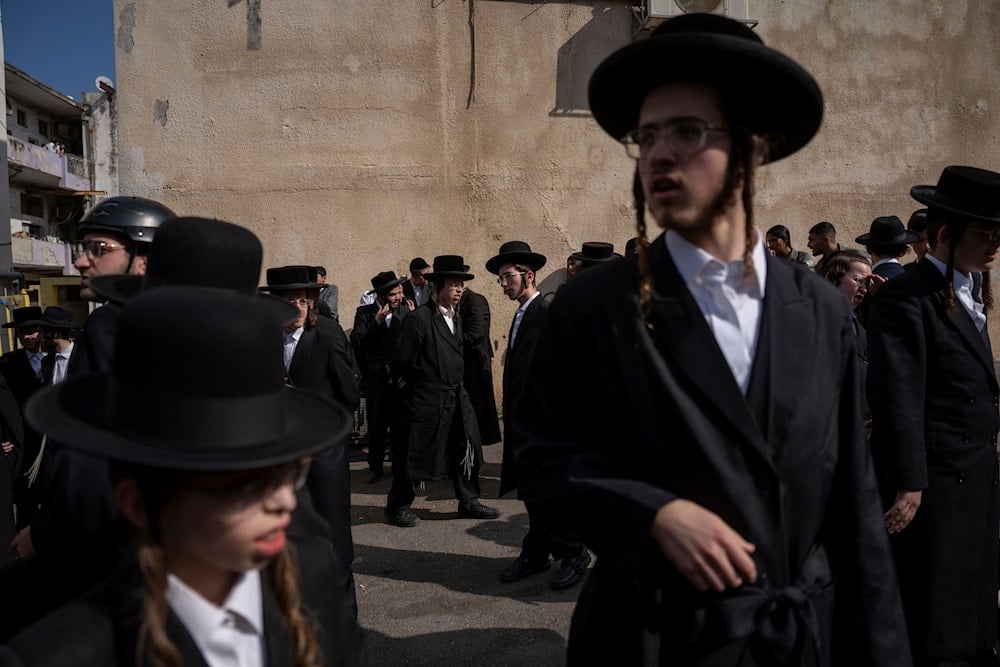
[497,272,525,285]
[183,458,313,506]
[621,119,729,160]
[968,226,1000,243]
[287,297,313,308]
[74,240,128,260]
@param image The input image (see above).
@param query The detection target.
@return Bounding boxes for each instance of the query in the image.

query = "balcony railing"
[6,136,91,191]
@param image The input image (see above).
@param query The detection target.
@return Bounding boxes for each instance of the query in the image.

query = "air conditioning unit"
[635,0,755,31]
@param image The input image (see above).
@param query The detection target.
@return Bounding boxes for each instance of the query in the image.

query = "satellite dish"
[95,75,114,92]
[675,0,724,12]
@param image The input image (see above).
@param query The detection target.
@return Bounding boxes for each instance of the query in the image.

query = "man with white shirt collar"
[30,307,77,386]
[513,12,907,665]
[867,165,1000,664]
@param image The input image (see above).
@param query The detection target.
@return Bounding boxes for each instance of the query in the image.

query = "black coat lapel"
[431,307,462,353]
[262,578,292,665]
[288,329,314,382]
[644,238,774,471]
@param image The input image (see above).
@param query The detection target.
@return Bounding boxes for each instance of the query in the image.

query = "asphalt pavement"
[349,441,583,666]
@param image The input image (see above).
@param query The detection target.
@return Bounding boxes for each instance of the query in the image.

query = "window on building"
[16,109,26,127]
[38,120,49,137]
[20,194,43,218]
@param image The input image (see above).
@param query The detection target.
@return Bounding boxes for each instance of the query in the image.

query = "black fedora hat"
[89,217,298,324]
[570,242,618,265]
[911,166,1000,225]
[855,216,920,246]
[25,287,350,471]
[426,255,474,282]
[2,306,42,329]
[26,306,76,331]
[485,241,547,275]
[260,265,324,292]
[588,13,823,163]
[368,271,408,296]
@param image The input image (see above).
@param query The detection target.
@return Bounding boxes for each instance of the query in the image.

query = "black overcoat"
[350,304,405,440]
[866,257,999,659]
[458,289,502,446]
[392,302,482,481]
[513,236,909,665]
[499,293,548,497]
[3,536,374,666]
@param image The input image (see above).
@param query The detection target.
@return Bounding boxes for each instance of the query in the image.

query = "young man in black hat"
[568,241,618,275]
[515,13,907,665]
[68,195,175,377]
[387,255,500,527]
[351,271,412,484]
[29,307,77,386]
[261,265,359,594]
[857,215,919,281]
[867,165,1000,664]
[488,241,590,590]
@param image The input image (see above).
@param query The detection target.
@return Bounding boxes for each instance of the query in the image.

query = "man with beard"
[513,13,908,665]
[867,166,1000,664]
[351,271,412,484]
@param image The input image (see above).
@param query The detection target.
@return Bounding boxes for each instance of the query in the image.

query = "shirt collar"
[924,253,975,292]
[871,257,901,270]
[167,570,264,646]
[285,326,304,343]
[438,304,455,318]
[517,291,541,313]
[665,228,768,297]
[56,341,74,359]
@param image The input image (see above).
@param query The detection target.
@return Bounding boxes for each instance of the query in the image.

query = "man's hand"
[885,490,921,534]
[651,499,757,592]
[374,303,390,325]
[12,527,36,560]
[404,299,415,312]
[867,273,888,298]
[0,441,12,454]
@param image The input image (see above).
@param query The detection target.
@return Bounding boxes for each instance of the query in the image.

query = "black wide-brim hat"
[485,241,547,275]
[25,306,76,331]
[855,215,920,246]
[588,13,824,163]
[911,165,1000,225]
[2,306,42,329]
[260,265,324,292]
[90,217,298,324]
[570,242,617,264]
[426,255,474,282]
[26,287,350,471]
[369,271,408,296]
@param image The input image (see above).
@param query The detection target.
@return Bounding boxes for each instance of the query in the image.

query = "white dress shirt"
[283,327,303,372]
[925,254,987,331]
[51,342,74,385]
[358,291,376,307]
[665,230,768,394]
[167,570,265,667]
[510,291,541,349]
[438,305,456,334]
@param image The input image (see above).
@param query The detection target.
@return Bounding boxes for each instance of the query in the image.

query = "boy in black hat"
[515,13,907,665]
[387,255,499,527]
[868,165,1000,664]
[351,271,412,483]
[29,307,77,386]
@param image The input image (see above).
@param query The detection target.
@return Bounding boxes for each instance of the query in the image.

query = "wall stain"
[154,100,169,127]
[117,4,136,53]
[228,0,262,50]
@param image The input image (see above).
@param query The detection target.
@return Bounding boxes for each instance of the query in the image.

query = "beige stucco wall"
[112,1,1000,350]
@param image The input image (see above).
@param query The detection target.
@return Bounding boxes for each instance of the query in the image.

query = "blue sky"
[1,0,113,101]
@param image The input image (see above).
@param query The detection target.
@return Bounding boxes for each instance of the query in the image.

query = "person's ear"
[116,478,150,532]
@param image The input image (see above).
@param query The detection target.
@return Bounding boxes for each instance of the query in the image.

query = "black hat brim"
[588,32,823,163]
[24,319,74,330]
[485,252,547,275]
[569,252,617,263]
[425,271,474,282]
[259,282,325,292]
[911,186,1000,225]
[90,275,300,325]
[25,375,351,472]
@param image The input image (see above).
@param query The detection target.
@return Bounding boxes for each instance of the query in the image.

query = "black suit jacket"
[867,257,999,657]
[458,289,501,446]
[288,318,359,411]
[402,280,430,308]
[0,350,42,408]
[5,536,374,666]
[499,293,548,497]
[514,235,908,665]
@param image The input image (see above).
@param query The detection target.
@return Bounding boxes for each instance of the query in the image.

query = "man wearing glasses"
[514,13,907,665]
[868,166,1000,664]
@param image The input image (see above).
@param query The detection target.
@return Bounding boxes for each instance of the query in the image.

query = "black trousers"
[305,444,355,573]
[521,499,585,561]
[363,370,398,474]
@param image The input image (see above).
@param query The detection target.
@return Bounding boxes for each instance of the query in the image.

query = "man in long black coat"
[351,271,411,483]
[457,287,501,447]
[867,166,1000,663]
[514,14,908,666]
[386,255,500,527]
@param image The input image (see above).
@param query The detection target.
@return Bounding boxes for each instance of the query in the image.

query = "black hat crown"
[426,255,475,282]
[28,306,75,330]
[3,306,42,329]
[370,271,407,295]
[911,166,1000,224]
[571,242,616,264]
[855,215,919,246]
[262,265,323,292]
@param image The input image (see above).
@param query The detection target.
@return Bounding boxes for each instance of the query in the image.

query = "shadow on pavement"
[363,627,567,666]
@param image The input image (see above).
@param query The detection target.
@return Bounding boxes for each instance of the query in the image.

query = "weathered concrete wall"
[113,0,1000,348]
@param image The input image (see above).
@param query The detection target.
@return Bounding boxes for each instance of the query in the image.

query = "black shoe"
[499,555,551,583]
[385,506,419,527]
[457,500,501,520]
[551,551,591,590]
[366,470,384,484]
